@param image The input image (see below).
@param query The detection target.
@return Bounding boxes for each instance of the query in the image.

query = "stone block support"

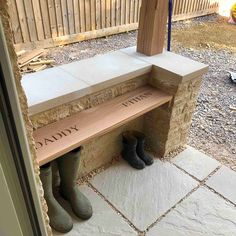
[120,47,209,158]
[145,70,207,157]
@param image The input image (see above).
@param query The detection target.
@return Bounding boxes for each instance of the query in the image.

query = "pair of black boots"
[121,131,153,169]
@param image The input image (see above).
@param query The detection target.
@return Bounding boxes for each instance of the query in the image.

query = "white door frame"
[0,20,48,236]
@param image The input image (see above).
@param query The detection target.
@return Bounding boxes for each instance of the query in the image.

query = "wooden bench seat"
[34,86,172,166]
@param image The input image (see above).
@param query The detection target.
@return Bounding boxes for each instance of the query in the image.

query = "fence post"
[137,0,169,56]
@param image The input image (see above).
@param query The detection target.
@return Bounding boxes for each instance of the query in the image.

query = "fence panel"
[9,0,219,51]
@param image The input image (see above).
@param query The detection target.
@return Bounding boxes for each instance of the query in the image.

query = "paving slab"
[147,187,236,236]
[53,186,137,236]
[172,146,221,180]
[90,158,198,231]
[206,166,236,204]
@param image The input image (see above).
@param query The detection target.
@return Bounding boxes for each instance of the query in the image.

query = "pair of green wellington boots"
[122,130,154,169]
[40,147,93,233]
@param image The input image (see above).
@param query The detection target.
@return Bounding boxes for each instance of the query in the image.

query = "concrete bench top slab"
[120,46,209,81]
[22,50,151,116]
[21,47,208,116]
[58,50,152,92]
[21,67,91,115]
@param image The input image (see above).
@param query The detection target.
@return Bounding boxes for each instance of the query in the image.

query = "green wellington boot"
[132,130,154,166]
[40,164,73,233]
[57,147,93,220]
[122,132,146,170]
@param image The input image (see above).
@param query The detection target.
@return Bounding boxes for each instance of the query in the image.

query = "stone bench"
[34,86,171,166]
[22,47,208,175]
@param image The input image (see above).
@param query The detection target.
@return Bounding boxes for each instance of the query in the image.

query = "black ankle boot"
[122,132,145,170]
[132,131,154,166]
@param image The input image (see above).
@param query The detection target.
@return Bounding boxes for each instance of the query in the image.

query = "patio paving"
[53,186,136,236]
[56,146,236,236]
[90,158,198,231]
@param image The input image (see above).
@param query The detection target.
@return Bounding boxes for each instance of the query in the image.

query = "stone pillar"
[143,52,208,157]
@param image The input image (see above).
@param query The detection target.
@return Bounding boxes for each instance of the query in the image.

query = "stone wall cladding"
[31,75,148,178]
[78,117,144,178]
[145,72,203,157]
[0,2,52,235]
[31,74,148,129]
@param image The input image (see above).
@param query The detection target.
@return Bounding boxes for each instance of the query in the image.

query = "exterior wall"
[0,2,52,235]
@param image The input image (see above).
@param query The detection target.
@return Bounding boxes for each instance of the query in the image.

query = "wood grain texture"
[32,0,44,40]
[14,0,30,42]
[34,86,172,166]
[61,0,69,35]
[105,0,111,27]
[116,0,121,26]
[120,0,125,25]
[55,0,64,36]
[24,0,38,41]
[95,0,101,29]
[14,23,139,51]
[79,0,86,32]
[101,0,106,28]
[11,0,219,51]
[8,0,23,43]
[18,49,44,66]
[125,0,130,24]
[47,0,58,37]
[68,0,75,34]
[85,0,91,31]
[137,0,169,56]
[90,0,96,30]
[39,0,51,39]
[111,0,115,27]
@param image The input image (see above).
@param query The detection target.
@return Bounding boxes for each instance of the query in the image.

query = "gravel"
[47,15,236,169]
[177,47,236,169]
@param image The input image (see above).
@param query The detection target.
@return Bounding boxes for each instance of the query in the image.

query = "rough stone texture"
[147,187,236,236]
[145,74,203,157]
[53,186,137,236]
[30,74,148,129]
[30,66,205,177]
[78,117,144,178]
[206,166,236,204]
[90,158,198,231]
[172,146,221,180]
[30,75,147,178]
[0,2,51,235]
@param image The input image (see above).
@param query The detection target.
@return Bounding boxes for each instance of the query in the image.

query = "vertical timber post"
[137,0,169,56]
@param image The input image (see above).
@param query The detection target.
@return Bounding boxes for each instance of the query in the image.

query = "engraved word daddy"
[35,125,79,149]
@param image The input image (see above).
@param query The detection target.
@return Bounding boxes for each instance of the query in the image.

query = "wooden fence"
[8,0,219,51]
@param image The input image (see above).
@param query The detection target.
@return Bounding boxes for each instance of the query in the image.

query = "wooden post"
[137,0,169,56]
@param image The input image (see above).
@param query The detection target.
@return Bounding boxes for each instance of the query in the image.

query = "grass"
[172,16,236,52]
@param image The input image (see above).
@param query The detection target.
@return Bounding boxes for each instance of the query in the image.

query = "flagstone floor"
[54,146,236,236]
